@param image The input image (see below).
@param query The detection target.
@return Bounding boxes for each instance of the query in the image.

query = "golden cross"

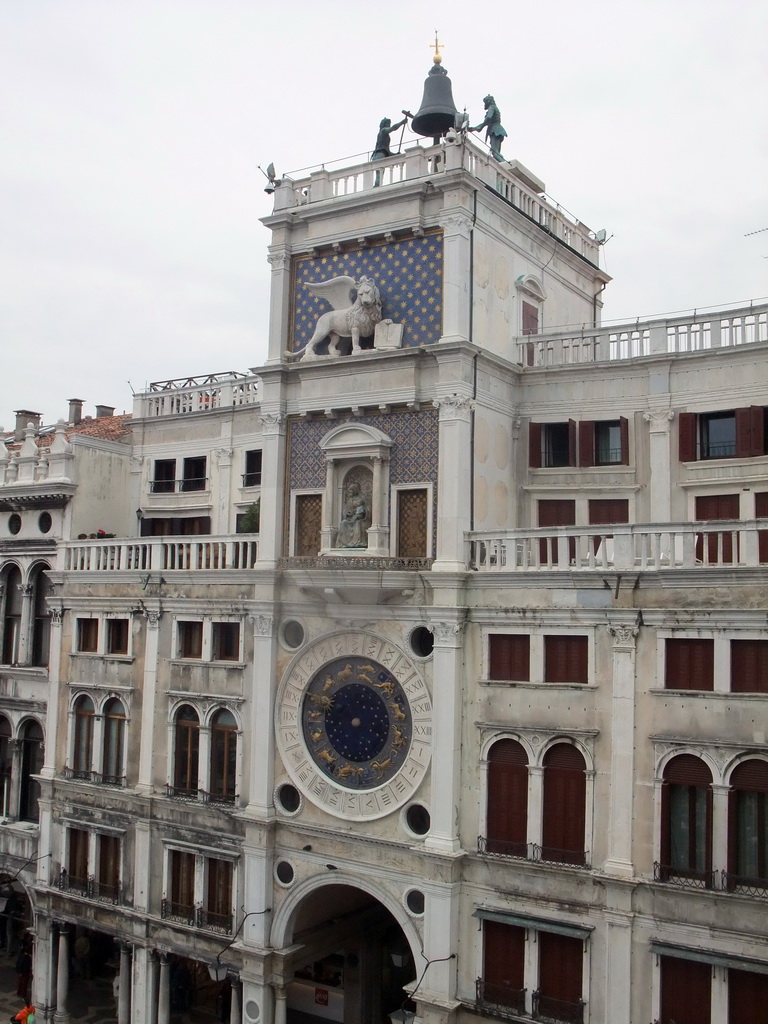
[431,31,443,64]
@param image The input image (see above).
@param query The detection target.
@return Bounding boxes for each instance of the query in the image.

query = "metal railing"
[136,373,260,418]
[58,870,121,904]
[532,991,585,1024]
[655,864,768,896]
[62,767,126,787]
[149,478,208,493]
[476,979,527,1019]
[160,898,232,934]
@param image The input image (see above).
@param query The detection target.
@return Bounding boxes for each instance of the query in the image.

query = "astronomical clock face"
[277,632,432,820]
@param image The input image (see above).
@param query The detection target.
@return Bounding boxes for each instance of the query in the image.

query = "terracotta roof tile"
[2,414,132,450]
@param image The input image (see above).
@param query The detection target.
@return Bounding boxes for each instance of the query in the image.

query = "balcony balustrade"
[61,535,259,572]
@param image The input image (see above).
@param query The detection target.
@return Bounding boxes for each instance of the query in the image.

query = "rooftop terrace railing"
[134,373,261,418]
[517,302,768,367]
[469,520,768,572]
[275,136,600,264]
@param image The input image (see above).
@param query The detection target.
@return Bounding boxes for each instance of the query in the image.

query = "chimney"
[68,399,84,425]
[95,405,115,419]
[14,409,41,441]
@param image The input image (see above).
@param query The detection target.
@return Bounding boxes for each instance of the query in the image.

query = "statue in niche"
[336,474,372,548]
[469,95,507,162]
[290,276,383,360]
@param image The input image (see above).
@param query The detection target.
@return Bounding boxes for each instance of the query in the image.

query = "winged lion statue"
[288,276,383,360]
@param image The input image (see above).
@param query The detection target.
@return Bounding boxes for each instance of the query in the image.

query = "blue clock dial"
[301,656,412,789]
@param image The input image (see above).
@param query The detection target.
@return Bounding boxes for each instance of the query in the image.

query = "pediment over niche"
[515,274,547,302]
[319,422,393,461]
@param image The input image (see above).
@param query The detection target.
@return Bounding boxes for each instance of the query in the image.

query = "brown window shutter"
[578,420,593,467]
[588,499,629,525]
[568,419,577,466]
[664,753,713,786]
[731,758,768,792]
[735,406,765,458]
[544,635,588,684]
[619,415,629,464]
[542,743,586,863]
[695,494,739,520]
[484,920,525,990]
[489,635,530,681]
[538,931,583,1006]
[538,500,576,526]
[487,740,529,855]
[665,638,714,691]
[522,301,539,336]
[528,422,542,468]
[731,639,768,694]
[679,411,697,461]
[729,968,768,1023]
[660,955,712,1024]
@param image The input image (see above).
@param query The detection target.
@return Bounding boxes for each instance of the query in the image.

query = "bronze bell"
[411,60,460,142]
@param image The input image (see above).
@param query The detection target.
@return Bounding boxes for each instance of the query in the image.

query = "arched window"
[19,720,43,822]
[0,717,11,818]
[173,706,199,798]
[660,754,713,885]
[485,739,528,857]
[541,744,587,865]
[72,696,95,778]
[102,698,126,785]
[210,709,237,804]
[1,567,22,665]
[31,564,51,667]
[728,759,768,890]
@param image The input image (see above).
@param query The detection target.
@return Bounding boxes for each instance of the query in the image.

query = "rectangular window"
[205,858,233,931]
[695,493,740,563]
[536,932,583,1024]
[588,499,629,525]
[679,407,765,462]
[538,499,576,565]
[68,828,89,888]
[700,411,737,458]
[578,418,629,466]
[544,635,588,684]
[106,618,129,656]
[543,422,575,468]
[481,921,526,1014]
[177,621,203,659]
[665,638,714,691]
[77,618,99,654]
[757,492,768,564]
[212,622,240,662]
[98,835,120,900]
[489,635,530,681]
[660,955,711,1024]
[181,456,207,492]
[729,968,768,1024]
[170,849,196,914]
[243,449,263,487]
[397,488,429,558]
[731,639,768,693]
[152,459,176,493]
[295,493,322,557]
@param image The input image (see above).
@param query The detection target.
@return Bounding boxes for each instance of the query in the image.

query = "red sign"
[315,988,329,1006]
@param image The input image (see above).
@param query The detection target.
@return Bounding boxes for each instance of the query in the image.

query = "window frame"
[163,843,237,933]
[485,629,593,688]
[173,618,244,664]
[242,449,263,488]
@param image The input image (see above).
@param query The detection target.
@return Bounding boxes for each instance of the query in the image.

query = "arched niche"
[318,423,393,556]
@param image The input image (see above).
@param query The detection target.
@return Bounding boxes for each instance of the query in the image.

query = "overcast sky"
[1,0,766,429]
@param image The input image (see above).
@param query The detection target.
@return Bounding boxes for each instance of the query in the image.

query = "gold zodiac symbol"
[309,693,334,710]
[337,763,364,780]
[390,702,406,720]
[370,758,392,778]
[317,748,336,766]
[374,679,394,697]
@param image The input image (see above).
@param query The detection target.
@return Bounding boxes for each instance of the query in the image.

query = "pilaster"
[255,411,287,569]
[137,605,162,792]
[245,613,277,817]
[604,621,639,878]
[432,396,473,572]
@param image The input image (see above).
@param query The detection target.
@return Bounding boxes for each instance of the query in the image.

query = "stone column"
[53,927,71,1024]
[711,965,728,1023]
[274,984,288,1024]
[439,210,472,344]
[157,953,171,1024]
[137,606,162,792]
[255,410,287,569]
[265,246,292,363]
[132,945,152,1024]
[604,623,639,877]
[41,606,64,782]
[432,396,473,571]
[527,766,544,850]
[245,613,277,817]
[366,456,391,556]
[8,739,22,823]
[230,979,241,1023]
[145,950,159,1024]
[320,456,337,552]
[603,905,632,1024]
[711,783,730,878]
[213,448,234,534]
[198,725,212,795]
[118,942,132,1024]
[424,619,464,854]
[17,583,35,666]
[643,407,674,524]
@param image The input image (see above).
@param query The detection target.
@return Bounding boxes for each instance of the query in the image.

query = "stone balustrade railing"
[469,521,768,572]
[134,376,261,419]
[517,303,768,367]
[274,137,598,263]
[61,535,259,572]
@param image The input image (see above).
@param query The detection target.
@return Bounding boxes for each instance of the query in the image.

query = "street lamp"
[207,907,271,981]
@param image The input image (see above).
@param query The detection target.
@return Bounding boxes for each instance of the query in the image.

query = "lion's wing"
[303,276,357,310]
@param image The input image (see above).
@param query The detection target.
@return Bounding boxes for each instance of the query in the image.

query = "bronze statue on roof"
[470,95,507,162]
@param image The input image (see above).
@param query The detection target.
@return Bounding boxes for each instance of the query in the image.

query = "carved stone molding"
[267,250,289,272]
[213,448,234,465]
[130,456,144,471]
[440,212,472,235]
[50,608,64,626]
[143,608,162,629]
[609,623,639,649]
[431,619,466,646]
[18,584,34,598]
[260,412,287,433]
[643,409,675,432]
[433,395,474,420]
[251,614,274,636]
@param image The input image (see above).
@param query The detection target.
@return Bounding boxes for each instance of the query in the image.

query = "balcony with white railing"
[517,302,768,368]
[133,372,261,419]
[273,136,600,264]
[60,535,259,572]
[468,520,768,573]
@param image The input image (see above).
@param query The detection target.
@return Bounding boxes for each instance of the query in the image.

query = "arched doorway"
[275,882,418,1024]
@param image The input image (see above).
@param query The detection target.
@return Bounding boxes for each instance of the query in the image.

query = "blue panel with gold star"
[290,231,443,354]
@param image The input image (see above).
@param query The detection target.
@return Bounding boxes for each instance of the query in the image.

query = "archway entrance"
[281,883,417,1024]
